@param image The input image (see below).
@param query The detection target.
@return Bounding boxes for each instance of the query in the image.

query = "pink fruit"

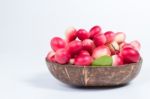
[92,45,111,59]
[107,41,120,55]
[50,37,66,51]
[65,27,77,42]
[93,34,106,46]
[74,55,93,66]
[76,29,90,40]
[55,48,71,64]
[130,40,141,51]
[122,43,134,50]
[69,58,75,64]
[82,39,95,54]
[114,32,126,44]
[79,50,90,56]
[121,47,140,63]
[104,31,115,43]
[89,25,101,39]
[112,55,123,66]
[67,40,82,57]
[46,51,56,62]
[119,42,126,48]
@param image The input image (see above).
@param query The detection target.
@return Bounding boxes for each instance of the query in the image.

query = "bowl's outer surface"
[46,59,142,86]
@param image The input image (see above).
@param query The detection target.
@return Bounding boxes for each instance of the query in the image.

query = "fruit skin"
[121,43,134,50]
[67,40,82,57]
[114,32,126,44]
[130,40,141,51]
[74,55,93,66]
[89,25,101,39]
[55,48,71,64]
[82,39,95,54]
[92,45,111,59]
[93,34,107,46]
[104,31,115,43]
[107,41,120,55]
[46,51,56,62]
[69,58,75,64]
[79,50,90,56]
[92,55,112,66]
[121,47,140,63]
[112,55,123,66]
[76,29,90,40]
[50,37,66,51]
[65,27,77,43]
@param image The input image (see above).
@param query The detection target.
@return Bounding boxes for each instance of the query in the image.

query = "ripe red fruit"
[50,37,66,51]
[104,31,115,43]
[121,47,140,63]
[114,32,126,44]
[79,50,90,56]
[65,27,77,42]
[89,25,101,39]
[112,55,123,66]
[67,40,82,57]
[82,39,95,54]
[46,51,56,62]
[121,43,134,50]
[74,55,93,66]
[130,40,141,51]
[93,34,107,46]
[76,29,90,40]
[55,48,71,64]
[92,45,111,59]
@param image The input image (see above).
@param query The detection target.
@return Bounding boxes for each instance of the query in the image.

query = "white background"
[0,0,150,99]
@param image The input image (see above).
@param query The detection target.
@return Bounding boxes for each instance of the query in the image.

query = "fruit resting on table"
[46,25,141,67]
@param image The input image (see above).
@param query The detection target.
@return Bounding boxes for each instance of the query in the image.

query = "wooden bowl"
[46,58,142,87]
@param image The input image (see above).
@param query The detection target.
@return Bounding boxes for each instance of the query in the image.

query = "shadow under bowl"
[46,58,142,87]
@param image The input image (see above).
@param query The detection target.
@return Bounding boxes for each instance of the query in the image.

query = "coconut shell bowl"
[46,58,142,87]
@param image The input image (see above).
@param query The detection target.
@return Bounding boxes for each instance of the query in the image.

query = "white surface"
[0,0,150,99]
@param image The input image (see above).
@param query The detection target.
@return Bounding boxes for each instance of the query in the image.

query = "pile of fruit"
[46,25,141,67]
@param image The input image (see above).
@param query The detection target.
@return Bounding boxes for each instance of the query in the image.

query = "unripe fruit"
[112,55,123,66]
[50,37,66,51]
[76,29,90,40]
[130,40,141,51]
[74,55,93,66]
[92,45,111,59]
[89,25,101,39]
[55,48,71,64]
[114,32,126,44]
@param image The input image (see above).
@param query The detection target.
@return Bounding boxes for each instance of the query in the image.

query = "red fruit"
[89,25,101,39]
[130,40,141,51]
[67,40,82,57]
[79,50,90,56]
[65,27,77,42]
[82,39,95,54]
[104,31,115,43]
[46,51,56,62]
[55,48,71,64]
[112,55,123,66]
[50,37,66,51]
[114,32,126,44]
[76,29,90,40]
[119,42,126,48]
[121,47,140,63]
[92,45,111,59]
[74,55,93,66]
[93,34,107,46]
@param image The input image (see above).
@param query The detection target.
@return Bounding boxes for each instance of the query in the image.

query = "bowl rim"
[46,57,143,68]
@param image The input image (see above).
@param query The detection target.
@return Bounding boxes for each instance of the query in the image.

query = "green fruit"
[92,55,112,66]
